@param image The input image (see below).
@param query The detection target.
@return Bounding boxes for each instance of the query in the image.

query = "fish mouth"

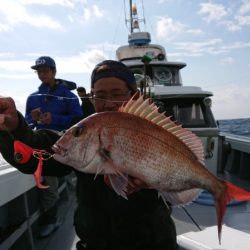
[52,143,68,157]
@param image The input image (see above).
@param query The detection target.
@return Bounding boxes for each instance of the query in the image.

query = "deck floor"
[33,189,79,250]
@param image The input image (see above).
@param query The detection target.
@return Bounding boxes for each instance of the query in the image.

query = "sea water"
[218,118,250,138]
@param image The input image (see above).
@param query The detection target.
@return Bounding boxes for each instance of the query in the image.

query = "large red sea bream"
[52,95,250,243]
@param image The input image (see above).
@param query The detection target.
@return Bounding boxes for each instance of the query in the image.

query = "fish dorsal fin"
[119,95,204,163]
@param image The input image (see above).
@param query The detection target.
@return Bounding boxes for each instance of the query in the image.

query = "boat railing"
[218,132,250,180]
[0,162,71,250]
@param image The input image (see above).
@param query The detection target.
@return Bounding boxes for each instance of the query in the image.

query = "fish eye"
[71,126,84,137]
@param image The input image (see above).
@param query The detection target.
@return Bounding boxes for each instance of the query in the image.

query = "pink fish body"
[52,96,250,243]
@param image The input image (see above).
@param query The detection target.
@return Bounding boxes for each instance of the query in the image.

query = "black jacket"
[80,97,95,119]
[0,113,178,250]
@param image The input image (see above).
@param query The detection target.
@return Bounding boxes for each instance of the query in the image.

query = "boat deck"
[32,187,79,250]
[31,172,250,250]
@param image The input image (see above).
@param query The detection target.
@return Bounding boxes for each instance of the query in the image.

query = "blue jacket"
[25,81,83,131]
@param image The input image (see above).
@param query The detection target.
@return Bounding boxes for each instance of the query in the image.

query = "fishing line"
[28,93,87,100]
[28,92,190,102]
[28,93,131,103]
[3,90,193,103]
[181,206,202,231]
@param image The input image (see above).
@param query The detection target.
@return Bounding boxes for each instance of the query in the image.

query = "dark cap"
[31,56,56,70]
[76,87,86,92]
[91,60,136,89]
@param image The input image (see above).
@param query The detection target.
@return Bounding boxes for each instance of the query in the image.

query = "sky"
[0,0,250,120]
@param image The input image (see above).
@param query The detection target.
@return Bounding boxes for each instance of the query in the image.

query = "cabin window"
[155,98,216,128]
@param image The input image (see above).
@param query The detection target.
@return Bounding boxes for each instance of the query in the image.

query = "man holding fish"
[0,60,179,249]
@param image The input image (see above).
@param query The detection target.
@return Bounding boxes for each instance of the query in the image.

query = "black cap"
[77,87,86,92]
[91,60,136,88]
[31,56,56,70]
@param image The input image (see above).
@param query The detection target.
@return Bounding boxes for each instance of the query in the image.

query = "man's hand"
[39,112,52,125]
[126,176,152,195]
[31,109,52,124]
[0,96,19,131]
[31,108,42,122]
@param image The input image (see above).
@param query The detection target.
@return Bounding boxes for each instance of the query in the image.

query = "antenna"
[126,0,145,34]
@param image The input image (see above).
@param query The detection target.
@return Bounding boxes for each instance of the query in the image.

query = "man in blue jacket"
[25,56,82,238]
[26,56,83,131]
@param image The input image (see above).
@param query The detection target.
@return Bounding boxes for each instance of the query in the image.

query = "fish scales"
[99,112,210,191]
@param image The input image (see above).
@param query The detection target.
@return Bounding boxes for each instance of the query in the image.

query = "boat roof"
[123,60,187,69]
[116,43,166,58]
[116,41,186,69]
[152,85,213,97]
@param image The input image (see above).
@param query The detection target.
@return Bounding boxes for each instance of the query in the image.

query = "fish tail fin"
[215,180,250,244]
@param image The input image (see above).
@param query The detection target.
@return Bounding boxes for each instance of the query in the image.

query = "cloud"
[26,16,62,29]
[0,49,108,76]
[87,42,119,58]
[156,16,186,40]
[220,57,234,65]
[219,1,250,31]
[186,29,204,35]
[174,39,223,55]
[57,49,107,74]
[0,23,10,32]
[93,5,103,18]
[219,20,241,32]
[0,1,108,33]
[173,39,250,57]
[220,41,250,51]
[157,0,173,3]
[18,0,75,7]
[0,0,63,30]
[83,5,103,20]
[155,16,205,41]
[0,73,34,80]
[0,53,15,58]
[198,2,228,22]
[236,15,250,26]
[197,1,250,32]
[83,7,91,20]
[0,60,32,72]
[238,0,250,15]
[212,84,250,119]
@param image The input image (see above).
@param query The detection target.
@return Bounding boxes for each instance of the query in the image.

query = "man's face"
[36,67,56,85]
[77,91,86,98]
[92,77,132,112]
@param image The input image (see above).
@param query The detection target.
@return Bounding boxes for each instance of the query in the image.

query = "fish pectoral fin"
[159,188,202,206]
[106,174,129,200]
[99,147,112,161]
[93,156,118,177]
[94,161,107,179]
[98,147,130,199]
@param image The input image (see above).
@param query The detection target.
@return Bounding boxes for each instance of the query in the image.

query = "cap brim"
[31,65,56,70]
[31,65,39,70]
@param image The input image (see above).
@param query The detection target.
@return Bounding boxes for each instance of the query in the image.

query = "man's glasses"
[92,91,131,103]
